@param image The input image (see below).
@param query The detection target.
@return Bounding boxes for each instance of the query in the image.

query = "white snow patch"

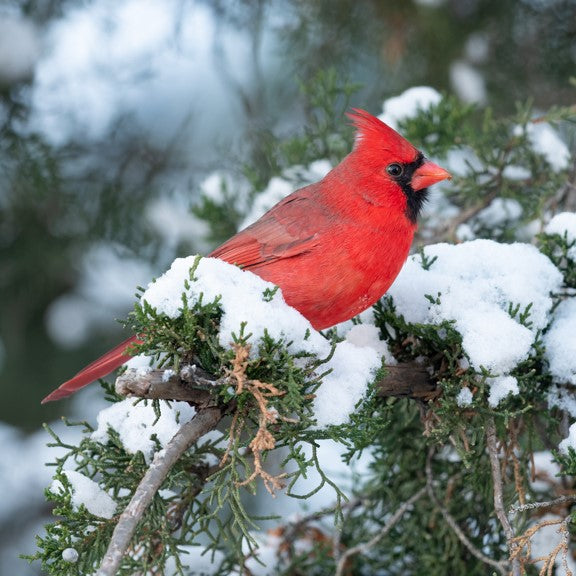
[313,341,380,427]
[51,470,117,519]
[450,60,486,104]
[502,165,531,180]
[92,398,197,461]
[545,299,576,386]
[200,171,251,214]
[464,33,490,64]
[442,146,483,177]
[530,513,576,575]
[559,422,576,455]
[387,240,563,379]
[29,0,283,153]
[487,375,519,407]
[548,385,576,419]
[146,196,211,252]
[241,176,293,228]
[515,122,570,172]
[344,323,393,361]
[379,86,442,130]
[530,451,561,492]
[476,198,523,227]
[545,212,576,242]
[456,387,473,407]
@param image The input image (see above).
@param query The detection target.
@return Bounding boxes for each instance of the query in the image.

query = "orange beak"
[411,159,451,191]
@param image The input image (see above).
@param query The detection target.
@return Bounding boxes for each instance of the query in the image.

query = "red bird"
[43,109,450,403]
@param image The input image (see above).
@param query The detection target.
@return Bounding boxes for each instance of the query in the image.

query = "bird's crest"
[347,108,418,162]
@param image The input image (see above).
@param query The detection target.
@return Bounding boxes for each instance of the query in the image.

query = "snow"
[379,86,442,130]
[530,451,562,493]
[387,240,563,380]
[548,385,576,419]
[29,0,281,151]
[345,324,394,361]
[545,299,576,386]
[515,122,571,172]
[475,198,523,226]
[487,375,519,407]
[442,147,483,177]
[146,196,211,253]
[529,513,576,576]
[313,341,380,426]
[545,212,576,242]
[141,256,381,428]
[559,423,576,455]
[456,387,473,407]
[544,211,576,263]
[0,16,40,83]
[502,165,532,180]
[51,470,117,519]
[450,60,487,104]
[92,398,197,461]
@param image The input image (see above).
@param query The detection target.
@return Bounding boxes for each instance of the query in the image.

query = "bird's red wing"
[209,194,323,269]
[41,335,140,403]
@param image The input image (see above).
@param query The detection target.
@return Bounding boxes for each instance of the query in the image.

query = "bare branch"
[115,362,437,403]
[115,365,221,405]
[334,486,427,576]
[97,406,223,576]
[486,417,523,576]
[510,495,576,515]
[376,363,437,399]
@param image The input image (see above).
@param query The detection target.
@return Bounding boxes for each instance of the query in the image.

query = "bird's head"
[346,109,451,223]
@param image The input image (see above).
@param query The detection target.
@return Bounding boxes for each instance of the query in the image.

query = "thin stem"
[334,487,426,576]
[486,417,522,576]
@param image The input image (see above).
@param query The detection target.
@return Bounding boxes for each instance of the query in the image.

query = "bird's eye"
[386,163,404,177]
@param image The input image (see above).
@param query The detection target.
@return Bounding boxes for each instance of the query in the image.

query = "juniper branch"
[97,406,223,576]
[510,495,576,515]
[115,362,436,402]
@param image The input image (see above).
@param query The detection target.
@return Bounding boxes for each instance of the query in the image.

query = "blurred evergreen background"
[1,0,575,431]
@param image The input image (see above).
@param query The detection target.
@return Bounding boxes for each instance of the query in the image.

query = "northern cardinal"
[42,109,450,403]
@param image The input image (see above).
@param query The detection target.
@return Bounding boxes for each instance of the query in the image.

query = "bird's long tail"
[41,335,140,403]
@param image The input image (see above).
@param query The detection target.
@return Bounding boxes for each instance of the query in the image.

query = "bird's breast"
[251,220,414,330]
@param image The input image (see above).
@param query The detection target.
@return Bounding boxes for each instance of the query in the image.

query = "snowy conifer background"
[1,1,575,574]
